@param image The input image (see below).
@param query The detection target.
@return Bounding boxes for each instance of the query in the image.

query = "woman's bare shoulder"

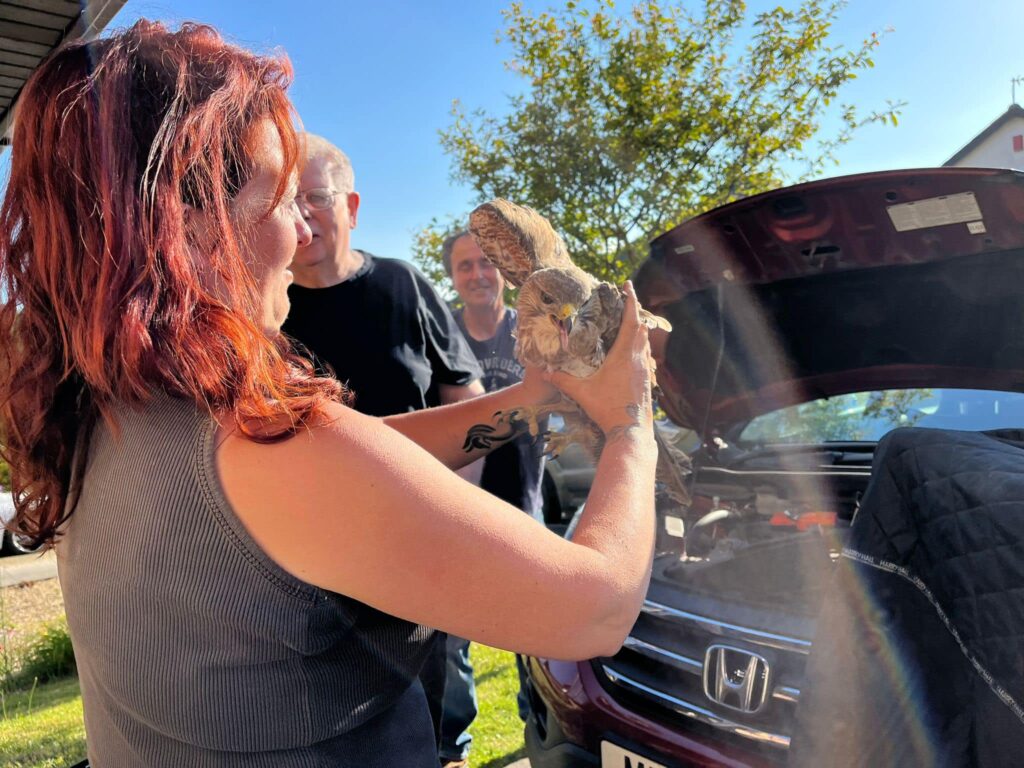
[214,400,369,451]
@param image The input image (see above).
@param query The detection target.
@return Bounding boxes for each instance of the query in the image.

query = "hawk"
[468,198,691,507]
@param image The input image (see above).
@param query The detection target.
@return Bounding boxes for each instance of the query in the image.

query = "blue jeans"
[438,636,531,761]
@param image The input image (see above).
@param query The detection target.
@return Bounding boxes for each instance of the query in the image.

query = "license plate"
[600,740,669,768]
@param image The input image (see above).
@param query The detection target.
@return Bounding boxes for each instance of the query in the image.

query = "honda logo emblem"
[703,644,770,714]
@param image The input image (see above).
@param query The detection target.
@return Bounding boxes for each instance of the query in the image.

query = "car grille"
[595,596,814,753]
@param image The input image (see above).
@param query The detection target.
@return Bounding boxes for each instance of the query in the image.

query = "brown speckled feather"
[469,200,577,288]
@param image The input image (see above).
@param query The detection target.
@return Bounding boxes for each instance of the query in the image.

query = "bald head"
[303,133,355,193]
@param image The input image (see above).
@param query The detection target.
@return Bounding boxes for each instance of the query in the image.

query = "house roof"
[0,0,127,144]
[944,103,1024,166]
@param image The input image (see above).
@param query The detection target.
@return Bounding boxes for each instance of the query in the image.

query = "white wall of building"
[948,115,1024,169]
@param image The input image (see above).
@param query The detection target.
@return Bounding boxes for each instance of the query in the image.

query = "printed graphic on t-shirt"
[477,354,525,391]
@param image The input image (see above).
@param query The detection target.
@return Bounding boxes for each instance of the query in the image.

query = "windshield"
[738,388,1024,445]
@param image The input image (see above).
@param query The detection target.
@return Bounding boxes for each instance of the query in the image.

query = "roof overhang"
[0,0,127,145]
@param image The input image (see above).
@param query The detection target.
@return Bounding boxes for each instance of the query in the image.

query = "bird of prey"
[467,198,692,507]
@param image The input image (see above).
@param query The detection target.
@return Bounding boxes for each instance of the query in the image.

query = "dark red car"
[523,168,1024,767]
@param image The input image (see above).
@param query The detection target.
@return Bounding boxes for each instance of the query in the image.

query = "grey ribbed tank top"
[57,394,438,767]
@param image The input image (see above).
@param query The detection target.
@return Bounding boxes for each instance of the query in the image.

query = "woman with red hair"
[0,20,657,767]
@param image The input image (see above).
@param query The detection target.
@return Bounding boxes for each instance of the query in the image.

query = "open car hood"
[634,168,1024,433]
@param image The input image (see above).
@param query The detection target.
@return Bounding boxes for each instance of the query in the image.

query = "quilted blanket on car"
[790,427,1024,768]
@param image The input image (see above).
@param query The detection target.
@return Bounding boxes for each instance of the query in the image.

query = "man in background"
[282,135,484,759]
[437,230,547,768]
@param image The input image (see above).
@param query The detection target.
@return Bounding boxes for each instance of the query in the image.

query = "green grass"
[0,676,85,768]
[468,643,527,768]
[0,646,527,768]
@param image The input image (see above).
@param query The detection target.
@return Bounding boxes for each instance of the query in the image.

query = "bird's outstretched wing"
[568,282,622,372]
[469,199,576,287]
[654,422,692,508]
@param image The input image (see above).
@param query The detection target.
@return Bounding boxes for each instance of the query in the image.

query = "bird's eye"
[540,292,553,304]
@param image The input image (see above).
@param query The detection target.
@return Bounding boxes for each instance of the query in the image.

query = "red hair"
[0,20,341,546]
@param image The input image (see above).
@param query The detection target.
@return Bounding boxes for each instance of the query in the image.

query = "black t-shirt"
[454,308,546,518]
[283,252,482,417]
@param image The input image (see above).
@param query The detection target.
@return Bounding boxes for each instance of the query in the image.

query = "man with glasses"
[282,134,483,765]
[284,133,482,416]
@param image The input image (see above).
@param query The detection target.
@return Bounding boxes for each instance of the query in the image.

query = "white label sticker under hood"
[887,191,982,232]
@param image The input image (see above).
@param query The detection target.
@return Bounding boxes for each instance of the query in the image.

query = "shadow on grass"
[477,744,527,768]
[475,666,512,686]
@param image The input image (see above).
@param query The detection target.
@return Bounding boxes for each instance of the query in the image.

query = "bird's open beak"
[551,304,577,351]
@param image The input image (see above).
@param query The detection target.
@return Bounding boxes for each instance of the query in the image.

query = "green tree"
[416,0,900,285]
[413,216,461,291]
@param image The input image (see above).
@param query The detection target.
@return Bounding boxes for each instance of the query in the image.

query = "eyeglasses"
[295,188,340,211]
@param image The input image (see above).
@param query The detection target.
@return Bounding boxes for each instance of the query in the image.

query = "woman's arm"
[217,284,658,660]
[382,377,554,470]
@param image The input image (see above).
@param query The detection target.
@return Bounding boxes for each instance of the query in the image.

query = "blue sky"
[104,0,1023,262]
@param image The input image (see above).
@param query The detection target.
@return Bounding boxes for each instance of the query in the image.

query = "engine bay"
[654,443,875,614]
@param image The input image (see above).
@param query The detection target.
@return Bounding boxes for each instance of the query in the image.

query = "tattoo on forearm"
[462,410,524,453]
[604,404,650,445]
